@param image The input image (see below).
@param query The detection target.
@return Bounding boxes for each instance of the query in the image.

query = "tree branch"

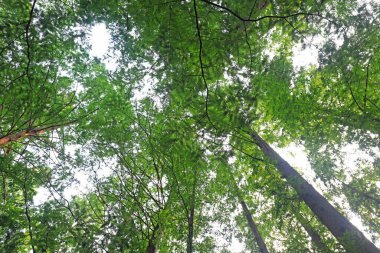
[193,0,217,130]
[0,121,74,147]
[23,177,36,253]
[363,57,371,110]
[25,0,37,81]
[200,0,331,23]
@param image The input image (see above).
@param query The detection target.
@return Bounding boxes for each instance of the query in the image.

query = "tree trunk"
[228,169,269,253]
[240,200,269,253]
[297,213,330,252]
[146,225,159,253]
[187,206,195,253]
[187,170,197,253]
[250,130,380,253]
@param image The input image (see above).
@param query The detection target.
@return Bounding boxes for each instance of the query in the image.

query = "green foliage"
[0,0,379,252]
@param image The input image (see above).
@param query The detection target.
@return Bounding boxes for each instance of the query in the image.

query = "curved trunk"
[251,130,380,253]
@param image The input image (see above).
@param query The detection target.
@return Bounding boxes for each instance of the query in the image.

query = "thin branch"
[229,142,265,163]
[243,22,253,75]
[23,177,36,253]
[348,86,364,112]
[193,0,217,130]
[363,57,371,110]
[25,0,37,81]
[248,0,259,19]
[200,0,333,24]
[367,98,380,112]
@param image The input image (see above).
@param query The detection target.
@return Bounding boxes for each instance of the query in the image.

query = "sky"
[33,21,379,251]
[87,23,380,249]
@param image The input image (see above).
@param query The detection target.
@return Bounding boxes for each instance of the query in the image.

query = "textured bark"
[240,200,269,253]
[251,130,380,253]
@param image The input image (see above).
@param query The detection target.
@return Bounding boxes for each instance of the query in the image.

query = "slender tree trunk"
[250,130,380,253]
[23,179,35,253]
[187,170,197,253]
[187,206,195,253]
[146,225,159,253]
[1,173,6,203]
[240,200,269,253]
[228,170,269,253]
[296,213,330,252]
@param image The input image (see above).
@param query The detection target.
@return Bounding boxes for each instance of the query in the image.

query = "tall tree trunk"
[187,206,195,253]
[229,170,269,253]
[250,130,380,253]
[187,170,197,253]
[146,225,159,253]
[240,200,269,253]
[296,213,330,252]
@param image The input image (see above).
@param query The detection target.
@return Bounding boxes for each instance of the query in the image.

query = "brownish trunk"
[251,130,380,253]
[0,125,61,146]
[240,200,269,253]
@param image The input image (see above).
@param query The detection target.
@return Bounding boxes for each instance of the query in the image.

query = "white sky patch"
[90,23,110,58]
[292,41,319,70]
[64,170,91,196]
[34,187,51,206]
[89,23,118,70]
[229,237,245,252]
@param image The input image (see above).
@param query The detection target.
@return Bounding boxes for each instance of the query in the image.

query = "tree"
[1,0,379,252]
[250,130,379,252]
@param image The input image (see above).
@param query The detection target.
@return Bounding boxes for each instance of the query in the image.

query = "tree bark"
[240,200,269,253]
[0,124,63,146]
[251,130,380,253]
[187,206,195,253]
[146,225,159,253]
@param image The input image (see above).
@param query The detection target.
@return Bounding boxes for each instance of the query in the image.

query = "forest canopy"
[0,0,379,252]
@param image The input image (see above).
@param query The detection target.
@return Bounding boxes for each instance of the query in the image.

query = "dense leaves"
[0,0,379,252]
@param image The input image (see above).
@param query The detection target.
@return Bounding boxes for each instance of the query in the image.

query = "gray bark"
[251,130,380,253]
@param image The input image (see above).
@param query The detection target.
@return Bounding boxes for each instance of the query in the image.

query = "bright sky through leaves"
[2,0,380,252]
